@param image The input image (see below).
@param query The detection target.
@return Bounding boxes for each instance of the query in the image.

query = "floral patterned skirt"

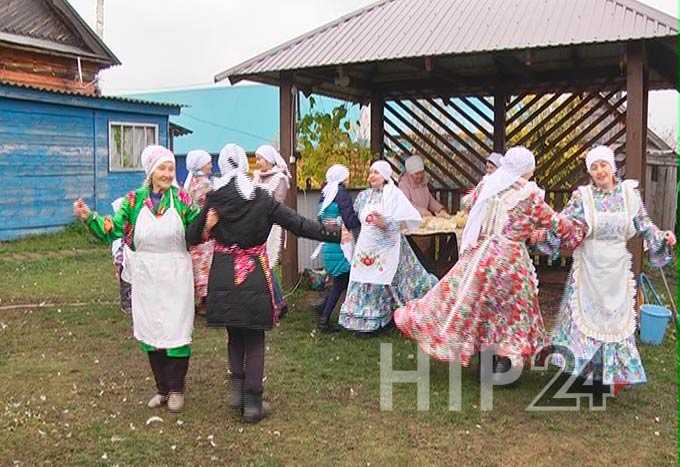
[339,236,438,333]
[190,240,215,303]
[113,244,131,313]
[394,235,547,367]
[551,273,647,387]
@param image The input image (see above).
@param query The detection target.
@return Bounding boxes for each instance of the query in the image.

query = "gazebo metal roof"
[216,0,677,101]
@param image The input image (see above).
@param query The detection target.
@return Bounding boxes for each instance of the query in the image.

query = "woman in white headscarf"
[73,145,200,413]
[338,160,438,334]
[394,147,581,379]
[252,144,291,314]
[485,152,503,175]
[184,149,215,311]
[315,164,360,332]
[253,144,291,204]
[186,143,340,423]
[533,146,676,393]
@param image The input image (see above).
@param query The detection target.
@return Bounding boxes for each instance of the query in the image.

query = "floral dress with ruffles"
[537,181,672,388]
[394,181,582,367]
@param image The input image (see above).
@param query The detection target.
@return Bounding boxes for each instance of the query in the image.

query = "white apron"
[349,192,401,285]
[257,172,287,268]
[125,193,195,349]
[570,181,639,343]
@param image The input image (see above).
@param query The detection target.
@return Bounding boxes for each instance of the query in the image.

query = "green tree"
[296,99,372,189]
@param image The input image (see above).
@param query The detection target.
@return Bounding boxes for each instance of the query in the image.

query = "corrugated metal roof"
[217,0,677,81]
[0,79,182,110]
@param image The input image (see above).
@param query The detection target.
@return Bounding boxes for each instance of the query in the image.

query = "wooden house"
[0,0,183,240]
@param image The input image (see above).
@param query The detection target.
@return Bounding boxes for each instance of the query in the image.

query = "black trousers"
[147,351,190,394]
[320,272,350,321]
[226,327,265,394]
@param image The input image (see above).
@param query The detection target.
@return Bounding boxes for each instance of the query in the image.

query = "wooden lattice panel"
[382,97,494,189]
[505,89,627,192]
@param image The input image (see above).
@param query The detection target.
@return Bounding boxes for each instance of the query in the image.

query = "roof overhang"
[170,121,193,137]
[219,37,677,103]
[0,31,115,65]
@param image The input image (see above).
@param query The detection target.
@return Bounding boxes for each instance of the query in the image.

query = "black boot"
[229,375,244,411]
[318,314,341,333]
[491,355,515,386]
[312,299,326,317]
[242,391,271,423]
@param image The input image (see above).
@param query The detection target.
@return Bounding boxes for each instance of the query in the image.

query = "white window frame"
[108,121,159,172]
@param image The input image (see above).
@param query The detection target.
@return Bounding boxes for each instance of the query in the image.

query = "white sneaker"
[167,392,184,413]
[147,393,168,408]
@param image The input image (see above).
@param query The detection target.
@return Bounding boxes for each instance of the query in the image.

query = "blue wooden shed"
[0,81,182,241]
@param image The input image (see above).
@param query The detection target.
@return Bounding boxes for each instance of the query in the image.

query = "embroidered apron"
[126,193,195,349]
[349,191,401,285]
[571,183,639,342]
[259,172,287,268]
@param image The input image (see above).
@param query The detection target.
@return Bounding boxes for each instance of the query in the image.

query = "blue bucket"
[640,304,672,345]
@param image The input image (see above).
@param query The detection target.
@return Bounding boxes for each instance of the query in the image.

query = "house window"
[650,165,659,182]
[109,122,159,171]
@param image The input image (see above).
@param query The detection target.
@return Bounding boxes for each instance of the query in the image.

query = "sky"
[68,0,679,146]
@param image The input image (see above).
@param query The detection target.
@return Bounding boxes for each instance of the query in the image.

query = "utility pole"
[96,0,104,38]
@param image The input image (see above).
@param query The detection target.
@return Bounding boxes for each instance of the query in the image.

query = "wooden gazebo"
[215,0,678,286]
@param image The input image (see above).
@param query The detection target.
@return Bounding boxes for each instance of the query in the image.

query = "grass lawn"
[0,225,677,465]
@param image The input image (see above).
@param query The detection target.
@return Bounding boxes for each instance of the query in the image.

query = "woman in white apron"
[253,144,291,314]
[535,146,675,392]
[74,145,200,413]
[338,161,438,334]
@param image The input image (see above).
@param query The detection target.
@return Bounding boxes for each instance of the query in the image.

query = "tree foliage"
[296,98,372,189]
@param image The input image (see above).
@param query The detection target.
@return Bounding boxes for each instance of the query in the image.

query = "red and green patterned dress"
[186,174,214,304]
[394,180,583,367]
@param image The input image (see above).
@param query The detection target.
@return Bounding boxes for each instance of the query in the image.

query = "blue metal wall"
[0,95,170,241]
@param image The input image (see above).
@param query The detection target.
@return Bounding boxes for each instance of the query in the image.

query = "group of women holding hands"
[73,141,675,424]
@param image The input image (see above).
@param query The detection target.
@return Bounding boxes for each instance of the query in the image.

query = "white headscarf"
[371,160,392,183]
[320,164,350,213]
[405,155,425,174]
[370,160,422,231]
[214,143,255,199]
[183,149,212,191]
[255,144,291,188]
[461,146,536,251]
[487,152,503,168]
[585,145,616,172]
[140,145,178,187]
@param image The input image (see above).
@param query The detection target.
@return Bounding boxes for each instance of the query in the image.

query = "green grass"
[0,223,99,255]
[0,229,677,465]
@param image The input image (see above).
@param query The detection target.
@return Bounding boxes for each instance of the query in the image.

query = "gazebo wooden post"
[370,94,385,159]
[493,90,507,153]
[625,41,649,275]
[279,74,299,288]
